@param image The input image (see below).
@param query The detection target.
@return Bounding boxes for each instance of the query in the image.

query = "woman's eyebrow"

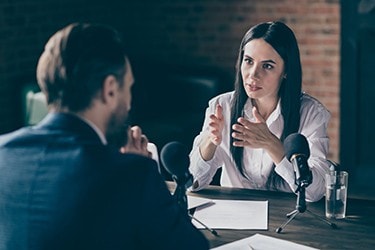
[261,59,277,64]
[243,55,277,64]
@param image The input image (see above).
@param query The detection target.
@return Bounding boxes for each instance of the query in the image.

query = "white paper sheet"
[211,233,319,250]
[187,195,214,210]
[192,199,268,230]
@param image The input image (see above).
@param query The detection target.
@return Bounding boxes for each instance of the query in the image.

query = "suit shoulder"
[0,127,31,147]
[110,152,159,175]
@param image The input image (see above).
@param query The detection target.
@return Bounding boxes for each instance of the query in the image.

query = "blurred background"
[0,0,374,198]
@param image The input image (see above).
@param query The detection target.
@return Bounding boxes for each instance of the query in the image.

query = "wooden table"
[167,183,375,249]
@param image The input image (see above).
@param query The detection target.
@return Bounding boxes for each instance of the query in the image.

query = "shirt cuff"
[189,152,216,191]
[275,157,298,192]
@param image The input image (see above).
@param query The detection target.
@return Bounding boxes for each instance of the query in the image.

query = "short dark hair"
[37,23,127,112]
[230,21,302,185]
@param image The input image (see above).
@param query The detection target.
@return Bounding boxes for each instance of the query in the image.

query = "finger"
[252,106,265,123]
[231,129,246,144]
[207,123,222,145]
[231,131,243,140]
[215,104,224,120]
[209,109,224,125]
[231,130,247,147]
[212,137,221,145]
[142,140,152,158]
[120,127,135,153]
[232,123,245,133]
[140,135,149,150]
[236,117,252,129]
[208,115,223,134]
[131,126,143,139]
[130,126,143,149]
[209,114,220,124]
[126,126,134,145]
[232,139,247,147]
[211,130,221,141]
[208,120,221,131]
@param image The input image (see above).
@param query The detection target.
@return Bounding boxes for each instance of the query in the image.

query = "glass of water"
[325,171,349,219]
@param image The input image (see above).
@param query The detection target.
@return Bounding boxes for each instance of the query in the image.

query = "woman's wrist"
[266,135,284,164]
[199,136,218,161]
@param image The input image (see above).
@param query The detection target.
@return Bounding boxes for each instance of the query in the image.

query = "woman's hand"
[199,104,225,161]
[208,104,225,145]
[120,126,151,158]
[231,106,284,163]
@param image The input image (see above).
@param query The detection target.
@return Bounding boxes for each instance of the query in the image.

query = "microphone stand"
[172,174,189,211]
[171,174,219,236]
[276,184,337,233]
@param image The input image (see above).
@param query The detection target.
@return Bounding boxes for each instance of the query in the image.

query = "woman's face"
[241,39,285,103]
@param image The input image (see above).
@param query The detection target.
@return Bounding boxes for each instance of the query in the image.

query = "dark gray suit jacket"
[0,113,208,250]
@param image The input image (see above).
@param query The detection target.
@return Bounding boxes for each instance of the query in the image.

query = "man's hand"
[120,126,151,158]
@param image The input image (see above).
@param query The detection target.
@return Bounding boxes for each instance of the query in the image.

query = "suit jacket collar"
[35,113,104,145]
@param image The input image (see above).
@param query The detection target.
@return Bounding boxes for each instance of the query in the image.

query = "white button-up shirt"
[189,91,331,202]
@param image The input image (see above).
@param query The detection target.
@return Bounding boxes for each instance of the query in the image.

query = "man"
[0,23,208,250]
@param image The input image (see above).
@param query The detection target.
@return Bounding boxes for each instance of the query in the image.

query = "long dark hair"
[230,21,302,190]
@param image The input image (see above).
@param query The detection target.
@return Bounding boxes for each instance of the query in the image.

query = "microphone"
[160,142,193,187]
[160,141,193,211]
[161,141,218,236]
[284,133,312,189]
[276,134,337,232]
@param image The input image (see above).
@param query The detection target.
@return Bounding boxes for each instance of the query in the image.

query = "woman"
[189,21,330,202]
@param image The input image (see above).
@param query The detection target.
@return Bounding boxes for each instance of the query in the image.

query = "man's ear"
[101,75,118,106]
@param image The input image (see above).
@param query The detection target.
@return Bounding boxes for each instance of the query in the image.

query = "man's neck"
[53,107,108,145]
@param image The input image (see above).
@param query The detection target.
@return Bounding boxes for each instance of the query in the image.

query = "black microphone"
[276,134,337,232]
[284,133,312,189]
[161,141,218,236]
[160,141,192,211]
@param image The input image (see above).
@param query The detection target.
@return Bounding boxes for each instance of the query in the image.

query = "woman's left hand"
[232,106,271,147]
[231,106,284,163]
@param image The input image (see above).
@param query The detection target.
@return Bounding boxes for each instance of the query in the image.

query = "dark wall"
[0,0,340,162]
[340,0,375,199]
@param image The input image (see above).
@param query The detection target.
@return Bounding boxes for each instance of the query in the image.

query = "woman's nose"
[249,65,260,80]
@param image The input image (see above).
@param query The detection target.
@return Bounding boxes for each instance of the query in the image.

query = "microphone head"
[160,141,190,178]
[283,133,310,161]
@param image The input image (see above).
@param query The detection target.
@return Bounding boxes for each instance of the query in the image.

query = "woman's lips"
[246,84,261,91]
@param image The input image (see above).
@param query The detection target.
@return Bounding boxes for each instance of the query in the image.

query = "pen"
[188,213,219,236]
[248,244,256,250]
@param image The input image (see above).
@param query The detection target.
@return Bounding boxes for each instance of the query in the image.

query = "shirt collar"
[266,99,281,126]
[243,98,281,126]
[74,114,108,145]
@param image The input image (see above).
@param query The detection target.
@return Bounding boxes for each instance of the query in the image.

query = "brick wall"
[0,0,340,161]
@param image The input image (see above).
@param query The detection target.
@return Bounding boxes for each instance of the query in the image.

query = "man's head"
[37,23,129,111]
[37,23,134,145]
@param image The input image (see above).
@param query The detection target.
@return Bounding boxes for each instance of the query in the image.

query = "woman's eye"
[244,58,253,64]
[263,63,273,69]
